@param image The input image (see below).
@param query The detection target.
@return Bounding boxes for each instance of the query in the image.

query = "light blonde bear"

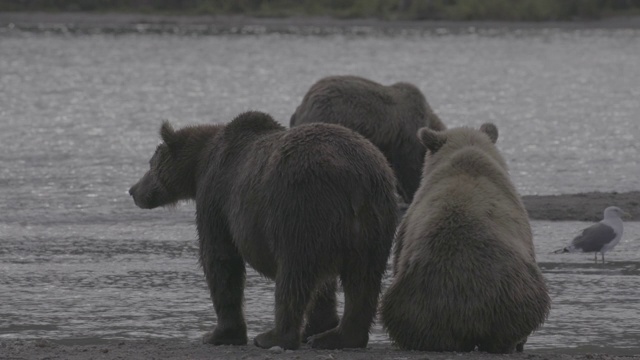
[380,123,550,353]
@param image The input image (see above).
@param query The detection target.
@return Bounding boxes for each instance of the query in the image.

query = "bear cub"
[380,123,551,353]
[129,111,398,350]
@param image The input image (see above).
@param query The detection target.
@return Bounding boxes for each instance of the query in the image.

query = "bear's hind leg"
[309,258,384,349]
[303,278,340,342]
[516,336,528,352]
[254,266,318,350]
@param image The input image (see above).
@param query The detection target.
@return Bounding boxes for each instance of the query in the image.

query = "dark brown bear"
[129,111,397,350]
[289,75,446,204]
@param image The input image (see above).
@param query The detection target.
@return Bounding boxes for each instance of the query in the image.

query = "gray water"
[0,23,639,354]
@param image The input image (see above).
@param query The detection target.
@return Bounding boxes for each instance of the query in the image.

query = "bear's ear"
[418,127,446,153]
[480,123,498,144]
[160,120,184,152]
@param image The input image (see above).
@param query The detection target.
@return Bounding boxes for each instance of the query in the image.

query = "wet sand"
[2,338,640,360]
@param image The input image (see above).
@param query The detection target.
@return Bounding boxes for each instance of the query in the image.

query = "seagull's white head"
[603,206,626,220]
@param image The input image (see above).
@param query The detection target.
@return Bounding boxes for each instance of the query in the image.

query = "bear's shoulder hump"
[226,111,285,136]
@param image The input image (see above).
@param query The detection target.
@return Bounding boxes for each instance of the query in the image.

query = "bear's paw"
[254,329,300,350]
[202,326,247,346]
[308,328,368,349]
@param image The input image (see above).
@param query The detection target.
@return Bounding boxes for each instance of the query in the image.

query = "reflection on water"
[0,24,639,354]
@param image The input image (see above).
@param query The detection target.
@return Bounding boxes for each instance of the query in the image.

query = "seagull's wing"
[570,222,617,252]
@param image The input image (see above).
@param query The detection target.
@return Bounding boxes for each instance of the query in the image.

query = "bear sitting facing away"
[289,75,446,204]
[380,123,551,354]
[129,111,398,350]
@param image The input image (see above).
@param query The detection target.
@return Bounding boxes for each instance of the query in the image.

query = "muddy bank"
[522,191,640,222]
[397,191,640,222]
[2,339,639,360]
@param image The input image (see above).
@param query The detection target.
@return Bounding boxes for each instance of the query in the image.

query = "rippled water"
[0,22,639,354]
[2,218,640,354]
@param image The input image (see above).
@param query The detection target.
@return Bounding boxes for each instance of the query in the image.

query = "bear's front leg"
[200,231,248,346]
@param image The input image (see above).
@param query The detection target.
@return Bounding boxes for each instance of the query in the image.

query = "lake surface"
[0,20,639,354]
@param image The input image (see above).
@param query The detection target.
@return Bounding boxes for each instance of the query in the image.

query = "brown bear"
[289,75,446,204]
[380,123,550,353]
[129,111,397,350]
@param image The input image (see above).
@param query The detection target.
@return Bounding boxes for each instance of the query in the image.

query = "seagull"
[554,206,627,263]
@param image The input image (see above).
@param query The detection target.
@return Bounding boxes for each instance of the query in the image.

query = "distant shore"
[2,11,640,35]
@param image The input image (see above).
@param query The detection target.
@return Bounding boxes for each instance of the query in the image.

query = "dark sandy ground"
[2,338,640,360]
[1,12,639,360]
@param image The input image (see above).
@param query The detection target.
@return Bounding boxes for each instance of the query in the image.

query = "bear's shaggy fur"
[129,111,397,350]
[289,75,446,204]
[380,123,550,353]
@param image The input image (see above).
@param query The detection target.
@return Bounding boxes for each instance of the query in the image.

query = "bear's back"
[290,76,427,138]
[274,122,394,186]
[211,113,392,185]
[206,112,399,279]
[406,145,533,264]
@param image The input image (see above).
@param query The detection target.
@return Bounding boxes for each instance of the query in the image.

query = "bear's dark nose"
[128,184,136,197]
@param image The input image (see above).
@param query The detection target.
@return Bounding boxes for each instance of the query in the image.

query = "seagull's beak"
[622,211,632,219]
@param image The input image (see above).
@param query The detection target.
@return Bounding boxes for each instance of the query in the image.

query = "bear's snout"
[128,174,155,209]
[128,184,136,197]
[128,172,174,209]
[128,181,148,209]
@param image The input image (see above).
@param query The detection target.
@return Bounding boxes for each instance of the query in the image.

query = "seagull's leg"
[594,252,598,263]
[602,253,605,264]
